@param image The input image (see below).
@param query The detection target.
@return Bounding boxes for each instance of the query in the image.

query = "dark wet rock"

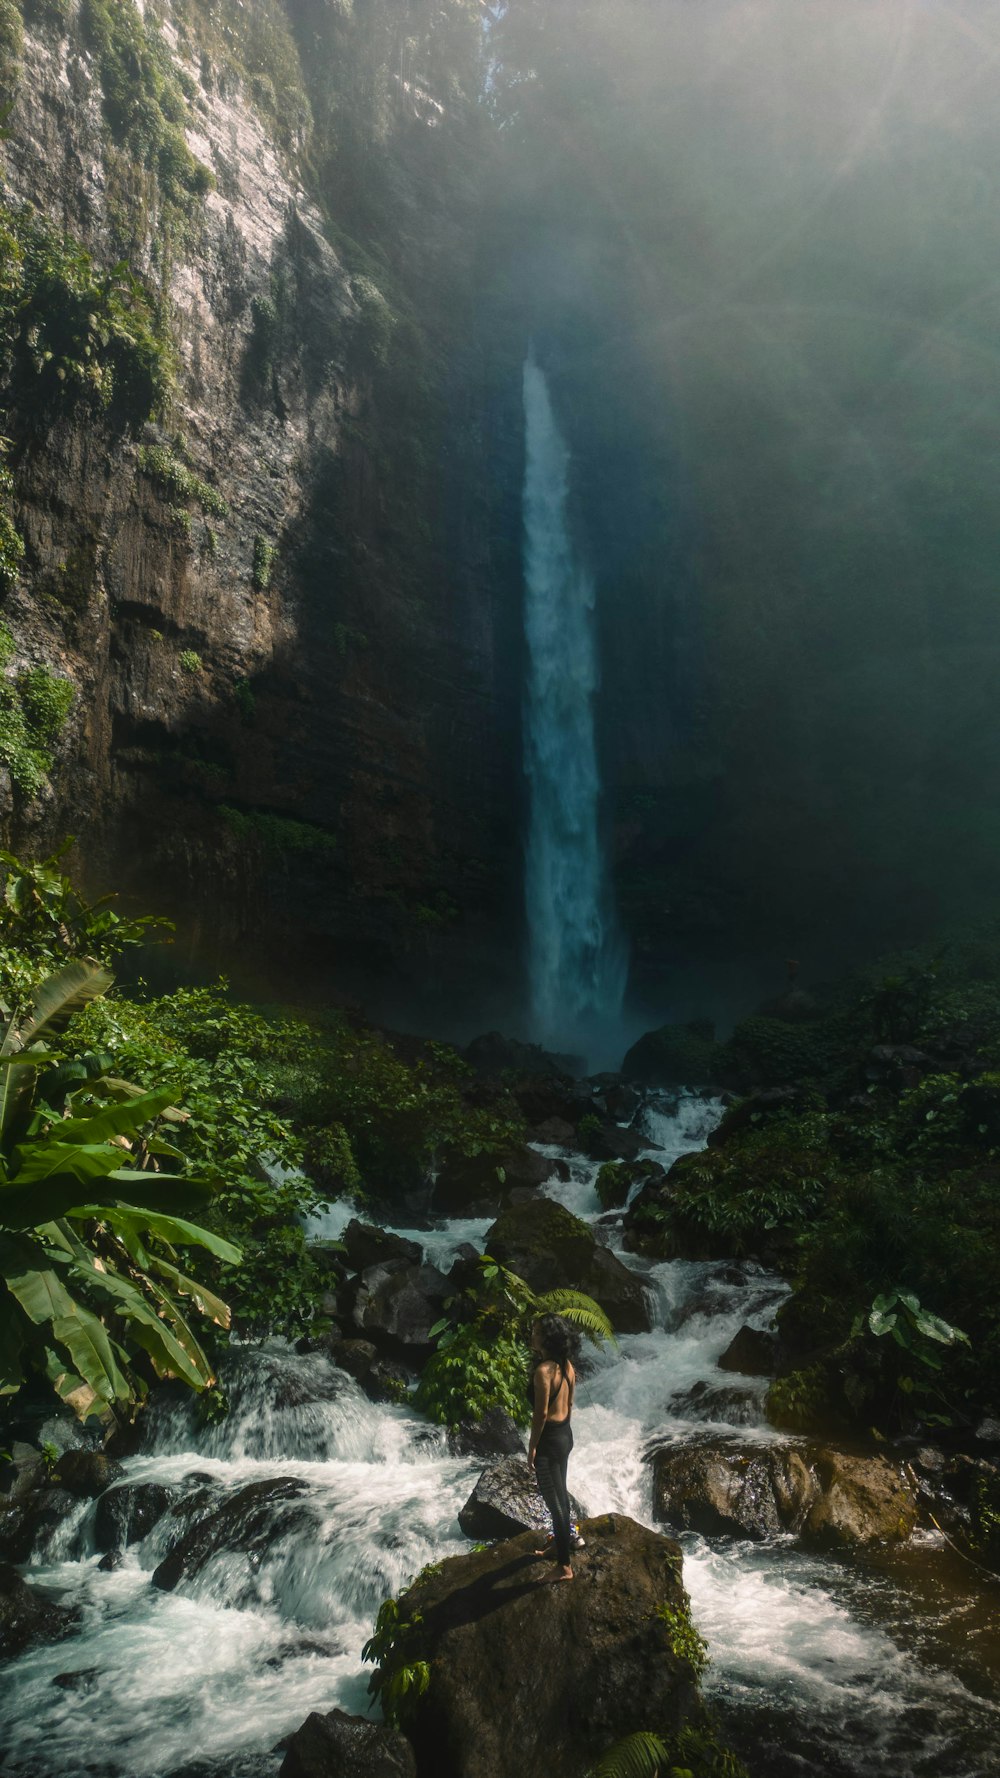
[583,1123,653,1164]
[864,1044,933,1090]
[667,1380,764,1427]
[0,1485,79,1562]
[152,1477,316,1592]
[651,1441,818,1540]
[0,1562,80,1659]
[431,1144,565,1216]
[976,1417,1000,1446]
[596,1157,668,1212]
[529,1116,577,1146]
[53,1449,126,1498]
[458,1455,584,1540]
[279,1708,416,1778]
[98,1549,124,1572]
[327,1338,410,1403]
[52,1666,100,1690]
[623,1020,720,1088]
[604,1081,642,1123]
[306,1241,351,1282]
[447,1408,524,1462]
[396,1514,703,1778]
[511,1076,578,1128]
[94,1483,175,1553]
[344,1261,451,1357]
[342,1220,422,1273]
[0,1440,45,1501]
[484,1196,652,1334]
[445,1244,483,1296]
[799,1448,919,1549]
[718,1326,778,1377]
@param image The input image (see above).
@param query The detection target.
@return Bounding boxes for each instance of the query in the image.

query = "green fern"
[586,1731,670,1778]
[534,1286,617,1347]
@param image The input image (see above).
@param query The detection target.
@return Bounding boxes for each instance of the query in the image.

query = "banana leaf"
[55,1086,180,1146]
[0,1169,215,1230]
[3,1259,131,1406]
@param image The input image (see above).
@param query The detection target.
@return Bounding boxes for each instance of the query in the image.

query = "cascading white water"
[4,1100,999,1777]
[522,353,627,1057]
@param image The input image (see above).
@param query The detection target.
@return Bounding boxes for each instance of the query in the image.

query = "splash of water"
[522,352,627,1056]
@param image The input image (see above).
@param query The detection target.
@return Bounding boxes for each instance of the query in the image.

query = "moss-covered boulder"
[383,1515,706,1778]
[484,1197,652,1333]
[622,1020,721,1088]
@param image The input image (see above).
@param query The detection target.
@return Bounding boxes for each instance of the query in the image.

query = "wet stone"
[279,1709,417,1778]
[447,1407,525,1461]
[152,1477,317,1593]
[94,1482,175,1553]
[0,1562,81,1659]
[458,1454,585,1541]
[52,1449,126,1498]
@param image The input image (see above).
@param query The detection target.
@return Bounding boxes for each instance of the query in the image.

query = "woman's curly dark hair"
[532,1312,582,1368]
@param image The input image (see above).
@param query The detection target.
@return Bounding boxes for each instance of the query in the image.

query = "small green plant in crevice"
[233,678,255,723]
[178,650,203,674]
[251,533,275,591]
[219,804,336,858]
[0,0,23,79]
[138,446,228,519]
[655,1601,709,1679]
[360,1596,430,1728]
[0,632,74,799]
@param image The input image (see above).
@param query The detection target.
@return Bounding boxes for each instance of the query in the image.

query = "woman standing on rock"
[528,1312,580,1582]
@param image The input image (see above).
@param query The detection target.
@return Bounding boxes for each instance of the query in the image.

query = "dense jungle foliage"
[0,849,525,1428]
[630,935,1000,1446]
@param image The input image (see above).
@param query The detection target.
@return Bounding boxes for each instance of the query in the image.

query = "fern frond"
[586,1730,670,1778]
[534,1288,617,1347]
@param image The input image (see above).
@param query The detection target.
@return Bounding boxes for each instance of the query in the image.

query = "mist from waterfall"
[522,352,627,1061]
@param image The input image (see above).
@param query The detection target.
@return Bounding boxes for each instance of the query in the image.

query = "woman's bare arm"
[527,1362,553,1470]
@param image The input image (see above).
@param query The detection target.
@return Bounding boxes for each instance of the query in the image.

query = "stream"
[2,1097,998,1778]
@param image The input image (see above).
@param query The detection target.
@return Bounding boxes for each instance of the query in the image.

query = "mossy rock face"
[484,1197,652,1333]
[718,1016,840,1091]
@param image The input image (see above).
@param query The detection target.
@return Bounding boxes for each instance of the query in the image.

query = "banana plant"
[0,960,240,1422]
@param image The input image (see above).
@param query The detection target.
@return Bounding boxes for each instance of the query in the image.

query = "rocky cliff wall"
[0,0,524,1012]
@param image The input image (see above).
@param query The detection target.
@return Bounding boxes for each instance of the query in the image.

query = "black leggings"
[535,1419,574,1566]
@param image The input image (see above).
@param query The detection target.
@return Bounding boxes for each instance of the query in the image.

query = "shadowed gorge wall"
[0,0,525,1012]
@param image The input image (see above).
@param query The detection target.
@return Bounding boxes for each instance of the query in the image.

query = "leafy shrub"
[655,1601,709,1678]
[415,1257,613,1431]
[0,0,23,71]
[179,649,202,674]
[0,450,23,591]
[0,633,74,798]
[361,1596,430,1728]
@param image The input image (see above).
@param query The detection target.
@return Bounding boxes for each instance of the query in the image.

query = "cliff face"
[0,0,524,1011]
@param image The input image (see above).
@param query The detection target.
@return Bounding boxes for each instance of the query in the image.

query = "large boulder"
[327,1338,410,1404]
[718,1326,778,1377]
[484,1198,652,1334]
[623,1021,720,1088]
[650,1440,919,1547]
[463,1033,577,1081]
[0,1562,80,1659]
[344,1262,451,1357]
[651,1442,817,1539]
[447,1409,525,1463]
[52,1449,126,1498]
[342,1221,422,1273]
[457,1455,584,1541]
[279,1710,416,1778]
[152,1478,317,1593]
[799,1448,919,1550]
[390,1515,704,1778]
[94,1483,175,1554]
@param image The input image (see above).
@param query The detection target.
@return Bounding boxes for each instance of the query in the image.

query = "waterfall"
[522,352,626,1056]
